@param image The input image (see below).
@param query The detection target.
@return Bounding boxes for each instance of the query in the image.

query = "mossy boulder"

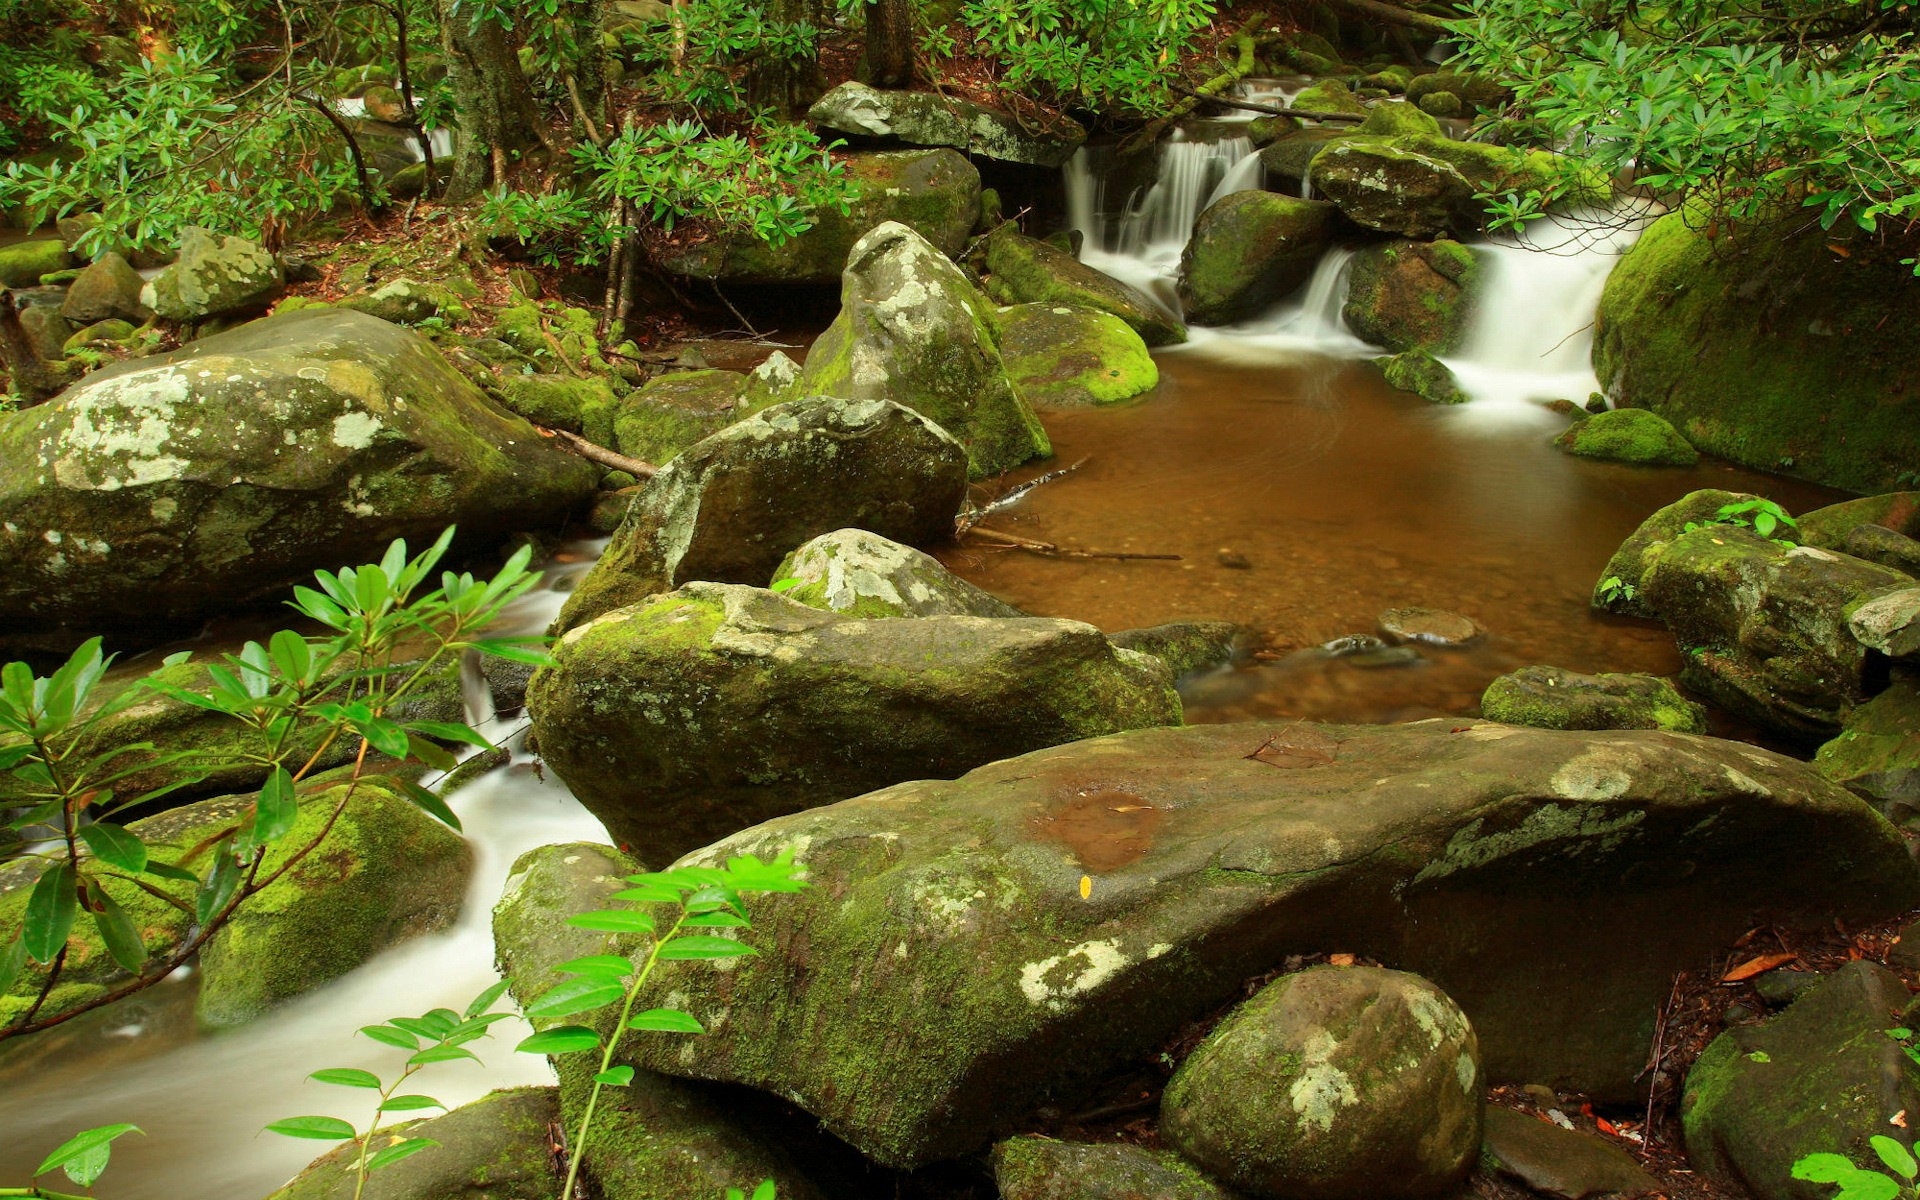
[993,1137,1243,1200]
[1312,141,1479,238]
[1837,524,1920,579]
[59,252,152,326]
[1797,492,1920,551]
[266,1087,559,1200]
[984,228,1187,347]
[616,720,1918,1167]
[528,581,1180,862]
[1405,72,1509,117]
[1481,665,1707,734]
[995,302,1158,408]
[1847,586,1920,660]
[1258,130,1369,192]
[1416,91,1462,118]
[1342,239,1482,354]
[554,395,968,631]
[141,227,284,321]
[1815,678,1920,820]
[610,369,750,464]
[1594,214,1920,493]
[338,278,475,326]
[1591,489,1760,617]
[773,527,1025,618]
[0,308,597,650]
[0,238,74,287]
[1357,100,1442,138]
[1109,620,1242,678]
[656,150,980,285]
[1161,966,1482,1200]
[1179,192,1337,325]
[807,81,1087,168]
[1553,409,1699,466]
[794,221,1051,477]
[63,319,137,355]
[1378,349,1469,405]
[1292,79,1366,116]
[18,302,71,361]
[497,373,620,441]
[1682,961,1920,1200]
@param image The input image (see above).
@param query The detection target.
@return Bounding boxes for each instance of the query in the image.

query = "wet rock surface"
[1482,1107,1660,1200]
[1481,666,1706,734]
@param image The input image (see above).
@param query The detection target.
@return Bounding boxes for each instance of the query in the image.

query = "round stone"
[1377,607,1484,646]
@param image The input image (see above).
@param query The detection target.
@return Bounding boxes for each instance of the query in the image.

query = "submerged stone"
[1377,606,1482,646]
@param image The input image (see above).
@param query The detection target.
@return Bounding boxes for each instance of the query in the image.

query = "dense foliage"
[959,0,1217,116]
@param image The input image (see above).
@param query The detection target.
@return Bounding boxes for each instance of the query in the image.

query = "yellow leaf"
[1079,875,1092,900]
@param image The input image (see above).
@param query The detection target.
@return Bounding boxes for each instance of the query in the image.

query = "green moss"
[1343,239,1482,353]
[1293,78,1366,116]
[1359,100,1442,137]
[1481,666,1708,733]
[609,369,751,463]
[0,238,74,287]
[995,303,1158,407]
[497,373,619,437]
[1378,349,1469,404]
[1179,192,1335,326]
[1554,408,1700,466]
[984,229,1186,346]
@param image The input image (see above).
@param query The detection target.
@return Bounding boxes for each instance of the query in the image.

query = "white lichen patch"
[1720,765,1772,798]
[1549,748,1638,800]
[52,367,194,491]
[1455,1052,1477,1094]
[1289,1029,1359,1133]
[1018,938,1129,1011]
[331,411,384,450]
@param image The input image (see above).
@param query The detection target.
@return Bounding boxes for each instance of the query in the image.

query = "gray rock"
[141,227,285,321]
[1482,1107,1659,1200]
[808,81,1087,168]
[1378,606,1482,646]
[1841,523,1920,579]
[993,1137,1243,1200]
[1312,141,1480,239]
[17,302,70,361]
[773,527,1025,618]
[1848,586,1920,658]
[59,252,153,326]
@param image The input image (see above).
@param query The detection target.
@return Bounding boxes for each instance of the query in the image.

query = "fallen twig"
[958,458,1088,534]
[965,526,1179,562]
[539,426,659,478]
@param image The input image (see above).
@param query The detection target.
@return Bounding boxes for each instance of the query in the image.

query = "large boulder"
[656,150,979,286]
[1553,409,1699,466]
[610,368,752,464]
[553,395,968,631]
[0,237,74,287]
[528,582,1180,863]
[1161,966,1482,1200]
[1311,141,1480,238]
[1342,239,1482,354]
[984,229,1187,346]
[1178,192,1336,325]
[1798,491,1920,551]
[993,1137,1243,1200]
[1482,666,1706,734]
[1590,489,1760,617]
[0,308,597,649]
[773,527,1026,618]
[808,81,1087,168]
[266,1087,559,1200]
[1815,677,1920,819]
[141,227,284,321]
[994,302,1158,408]
[1595,214,1920,493]
[615,720,1918,1167]
[793,221,1051,477]
[1683,961,1920,1200]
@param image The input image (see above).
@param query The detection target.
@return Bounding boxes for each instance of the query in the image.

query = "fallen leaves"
[1721,952,1798,982]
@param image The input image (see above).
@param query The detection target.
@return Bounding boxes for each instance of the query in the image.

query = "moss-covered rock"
[338,278,475,326]
[1416,91,1462,118]
[1179,193,1336,325]
[656,150,980,285]
[1847,586,1920,660]
[1797,492,1920,551]
[1405,72,1509,117]
[1342,239,1482,354]
[63,319,137,355]
[0,238,74,288]
[607,369,750,463]
[807,81,1087,168]
[555,395,969,631]
[267,1087,558,1200]
[1312,141,1480,238]
[1259,130,1370,192]
[1837,523,1920,579]
[1482,665,1706,734]
[1590,489,1760,616]
[497,373,620,440]
[141,227,284,321]
[1377,349,1469,405]
[1357,99,1442,138]
[18,302,71,361]
[994,302,1158,408]
[774,527,1025,618]
[1553,409,1699,466]
[993,1137,1243,1200]
[616,720,1918,1167]
[1292,79,1366,116]
[1683,962,1920,1200]
[1161,966,1482,1200]
[984,229,1187,347]
[1815,678,1920,820]
[0,308,598,650]
[1594,214,1920,493]
[59,252,152,326]
[795,222,1050,477]
[528,581,1179,862]
[1108,620,1242,678]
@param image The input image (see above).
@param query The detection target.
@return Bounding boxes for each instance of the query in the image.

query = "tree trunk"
[863,0,913,88]
[433,0,546,200]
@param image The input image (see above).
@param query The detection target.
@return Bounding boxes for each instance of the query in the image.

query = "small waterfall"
[1113,131,1255,257]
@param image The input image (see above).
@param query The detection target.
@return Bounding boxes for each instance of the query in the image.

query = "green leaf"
[471,638,558,667]
[366,1137,439,1173]
[144,860,199,883]
[254,766,298,844]
[196,851,241,926]
[566,909,656,934]
[628,1007,705,1034]
[527,976,627,1019]
[0,935,27,994]
[79,821,147,873]
[516,1025,603,1055]
[1797,1153,1860,1183]
[89,884,148,972]
[1872,1137,1917,1181]
[657,936,757,960]
[378,1095,446,1113]
[466,977,512,1018]
[397,778,463,833]
[407,1044,480,1067]
[408,734,460,773]
[265,1115,359,1140]
[405,721,497,750]
[356,716,411,759]
[24,862,77,964]
[34,1123,141,1182]
[310,1067,383,1089]
[594,1065,636,1087]
[556,954,638,977]
[360,1023,421,1050]
[1835,1170,1901,1200]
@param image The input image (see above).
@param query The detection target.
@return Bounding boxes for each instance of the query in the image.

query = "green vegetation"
[1794,1136,1920,1200]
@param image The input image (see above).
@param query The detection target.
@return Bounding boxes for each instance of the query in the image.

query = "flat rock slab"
[1378,606,1483,646]
[625,720,1918,1167]
[1483,1107,1660,1200]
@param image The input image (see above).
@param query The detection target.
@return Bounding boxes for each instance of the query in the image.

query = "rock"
[1840,524,1920,579]
[1405,72,1509,116]
[1595,215,1920,493]
[59,252,152,326]
[656,150,979,286]
[611,369,750,463]
[1849,587,1920,659]
[1259,129,1364,191]
[498,373,620,441]
[0,308,596,649]
[616,720,1919,1167]
[992,1137,1244,1200]
[360,84,407,123]
[1798,492,1920,550]
[1378,349,1470,405]
[1162,966,1483,1200]
[1554,409,1699,466]
[1815,678,1920,818]
[794,222,1051,477]
[1482,1107,1660,1200]
[1640,528,1913,740]
[18,302,71,361]
[984,228,1187,347]
[141,227,285,321]
[1378,606,1483,646]
[0,238,73,287]
[1683,962,1920,1200]
[1751,969,1821,1008]
[528,582,1179,862]
[62,319,137,355]
[1416,91,1462,118]
[773,527,1025,618]
[1109,620,1242,677]
[1342,239,1482,354]
[557,395,967,629]
[338,277,474,326]
[1312,141,1480,238]
[1245,115,1300,146]
[808,81,1087,168]
[1179,192,1337,325]
[1293,78,1367,116]
[1591,489,1760,617]
[995,302,1158,408]
[265,1087,559,1200]
[1357,99,1443,138]
[1481,666,1707,734]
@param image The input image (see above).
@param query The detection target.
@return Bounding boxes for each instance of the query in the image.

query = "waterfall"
[1113,132,1255,257]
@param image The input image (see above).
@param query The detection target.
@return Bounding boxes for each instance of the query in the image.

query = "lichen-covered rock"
[1482,666,1707,734]
[0,308,597,650]
[773,527,1025,618]
[1108,620,1242,677]
[1554,409,1699,466]
[554,395,968,631]
[993,1137,1243,1200]
[528,582,1179,862]
[610,369,750,463]
[1591,489,1760,617]
[808,81,1087,168]
[498,373,620,441]
[656,150,980,286]
[141,227,284,321]
[1378,349,1469,405]
[1798,492,1920,550]
[1849,587,1920,659]
[1179,192,1336,325]
[1482,1106,1660,1200]
[266,1087,559,1200]
[1595,215,1920,493]
[984,229,1187,347]
[1312,141,1480,238]
[338,278,475,326]
[59,252,152,326]
[617,720,1918,1167]
[0,238,73,287]
[995,302,1158,408]
[1815,678,1920,819]
[1161,966,1483,1200]
[1342,239,1482,354]
[1683,961,1920,1200]
[794,222,1050,477]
